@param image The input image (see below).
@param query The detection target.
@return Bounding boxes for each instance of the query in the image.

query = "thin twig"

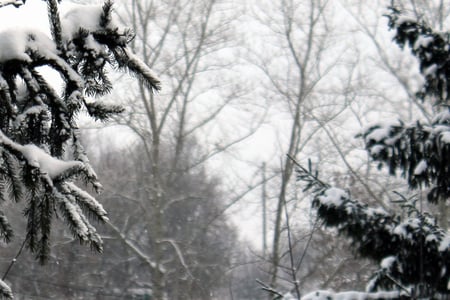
[283,185,301,299]
[2,237,27,281]
[256,279,285,299]
[295,216,320,273]
[385,274,411,296]
[287,154,328,188]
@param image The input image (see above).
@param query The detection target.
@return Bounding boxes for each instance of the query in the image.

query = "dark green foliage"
[360,113,450,203]
[0,151,24,203]
[295,164,450,295]
[111,46,161,92]
[0,212,13,243]
[386,6,450,104]
[47,0,63,51]
[294,5,450,299]
[0,1,160,297]
[99,0,114,28]
[85,102,124,122]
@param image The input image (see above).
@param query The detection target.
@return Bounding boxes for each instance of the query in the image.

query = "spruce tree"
[0,0,160,298]
[296,4,449,300]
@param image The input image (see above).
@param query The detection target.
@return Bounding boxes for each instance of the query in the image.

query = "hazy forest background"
[0,0,448,299]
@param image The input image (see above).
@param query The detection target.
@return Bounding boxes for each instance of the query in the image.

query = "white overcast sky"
[0,0,432,249]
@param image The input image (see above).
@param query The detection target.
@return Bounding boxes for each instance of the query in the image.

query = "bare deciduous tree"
[93,0,263,298]
[249,0,350,290]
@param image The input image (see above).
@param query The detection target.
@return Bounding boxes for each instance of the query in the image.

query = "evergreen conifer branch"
[0,0,24,9]
[60,182,108,223]
[294,160,450,295]
[0,76,15,119]
[47,0,63,53]
[1,151,24,203]
[84,101,124,122]
[360,112,450,204]
[361,117,450,203]
[23,181,43,255]
[0,280,13,300]
[112,47,161,92]
[36,194,52,264]
[99,0,114,28]
[0,0,162,297]
[386,6,450,104]
[0,2,161,296]
[0,211,13,243]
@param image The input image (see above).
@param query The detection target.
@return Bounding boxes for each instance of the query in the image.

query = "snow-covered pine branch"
[294,162,450,297]
[360,113,450,204]
[0,0,23,9]
[0,280,12,300]
[386,6,450,104]
[0,0,161,297]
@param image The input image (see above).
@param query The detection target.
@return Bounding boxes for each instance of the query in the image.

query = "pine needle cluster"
[296,5,450,299]
[0,1,160,298]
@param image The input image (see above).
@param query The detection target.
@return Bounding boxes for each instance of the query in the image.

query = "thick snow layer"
[21,144,83,179]
[395,15,416,26]
[439,131,450,144]
[413,160,427,175]
[318,188,348,206]
[369,145,384,156]
[15,106,47,127]
[0,28,56,62]
[426,232,439,243]
[413,35,434,50]
[393,223,408,238]
[0,130,84,182]
[62,5,103,38]
[0,279,12,298]
[424,64,437,77]
[439,232,450,252]
[365,125,391,143]
[380,256,396,269]
[61,4,119,40]
[0,0,23,8]
[84,34,105,57]
[366,207,387,217]
[433,110,450,124]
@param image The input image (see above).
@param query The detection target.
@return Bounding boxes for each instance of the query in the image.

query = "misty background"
[0,0,447,299]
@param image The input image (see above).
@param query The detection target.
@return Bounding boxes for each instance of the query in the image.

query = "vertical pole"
[262,162,267,257]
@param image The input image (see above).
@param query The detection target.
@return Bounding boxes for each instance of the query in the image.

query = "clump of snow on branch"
[307,180,449,294]
[317,187,348,206]
[21,144,82,179]
[0,28,57,62]
[62,182,108,222]
[0,279,12,299]
[439,234,450,252]
[61,4,117,39]
[413,35,434,50]
[0,0,24,9]
[413,159,427,175]
[0,131,84,184]
[380,256,396,269]
[0,0,162,298]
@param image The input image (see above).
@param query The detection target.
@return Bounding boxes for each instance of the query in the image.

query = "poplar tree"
[296,5,449,300]
[0,0,160,298]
